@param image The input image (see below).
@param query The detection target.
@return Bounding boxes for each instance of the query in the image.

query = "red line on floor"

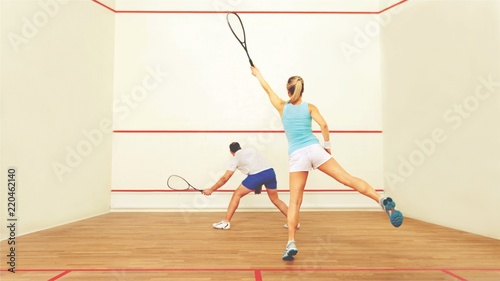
[441,269,468,281]
[254,269,263,281]
[3,267,500,273]
[48,270,71,281]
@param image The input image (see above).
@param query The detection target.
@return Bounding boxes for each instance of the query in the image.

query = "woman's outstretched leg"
[318,158,403,227]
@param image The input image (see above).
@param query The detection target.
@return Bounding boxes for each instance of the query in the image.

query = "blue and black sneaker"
[380,197,404,227]
[282,241,298,261]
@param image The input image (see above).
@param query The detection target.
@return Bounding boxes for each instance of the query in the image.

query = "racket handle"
[249,59,254,67]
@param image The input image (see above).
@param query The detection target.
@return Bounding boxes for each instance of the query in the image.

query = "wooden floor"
[1,211,499,281]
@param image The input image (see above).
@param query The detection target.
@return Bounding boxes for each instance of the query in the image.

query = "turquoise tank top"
[282,102,319,155]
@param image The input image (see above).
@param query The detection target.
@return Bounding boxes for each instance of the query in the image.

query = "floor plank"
[1,211,499,280]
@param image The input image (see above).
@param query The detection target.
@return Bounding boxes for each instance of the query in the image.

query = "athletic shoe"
[283,223,301,229]
[380,197,404,227]
[282,241,298,261]
[212,221,231,230]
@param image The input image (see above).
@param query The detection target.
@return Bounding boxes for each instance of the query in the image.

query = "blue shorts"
[242,168,277,191]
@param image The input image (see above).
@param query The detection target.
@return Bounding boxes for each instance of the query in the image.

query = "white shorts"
[289,144,331,172]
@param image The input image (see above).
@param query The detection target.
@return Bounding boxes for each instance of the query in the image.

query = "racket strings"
[227,13,246,44]
[167,176,190,190]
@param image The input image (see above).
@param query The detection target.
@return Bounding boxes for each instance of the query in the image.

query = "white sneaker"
[212,220,230,230]
[282,241,298,260]
[284,223,300,229]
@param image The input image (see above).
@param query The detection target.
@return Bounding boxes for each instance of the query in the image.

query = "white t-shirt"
[226,147,272,175]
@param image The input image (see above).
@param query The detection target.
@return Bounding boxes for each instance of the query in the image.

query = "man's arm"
[202,170,235,195]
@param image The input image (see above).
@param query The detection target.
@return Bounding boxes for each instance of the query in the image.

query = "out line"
[91,0,408,14]
[5,266,499,272]
[3,266,499,281]
[111,189,385,193]
[113,130,383,134]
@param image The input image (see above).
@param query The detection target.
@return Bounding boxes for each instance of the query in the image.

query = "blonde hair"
[287,76,304,104]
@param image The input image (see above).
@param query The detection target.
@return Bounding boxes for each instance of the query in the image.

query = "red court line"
[254,269,263,281]
[48,270,71,281]
[91,0,115,13]
[441,269,468,281]
[4,267,500,273]
[111,189,385,193]
[113,130,382,134]
[379,0,409,14]
[92,0,408,14]
[3,267,498,281]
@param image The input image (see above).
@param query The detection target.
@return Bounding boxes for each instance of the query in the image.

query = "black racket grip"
[249,59,254,67]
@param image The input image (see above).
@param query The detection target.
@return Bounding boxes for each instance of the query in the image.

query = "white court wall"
[1,0,497,242]
[0,0,115,237]
[381,0,500,239]
[109,0,395,210]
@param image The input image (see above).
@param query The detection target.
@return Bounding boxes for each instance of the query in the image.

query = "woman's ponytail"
[287,76,304,104]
